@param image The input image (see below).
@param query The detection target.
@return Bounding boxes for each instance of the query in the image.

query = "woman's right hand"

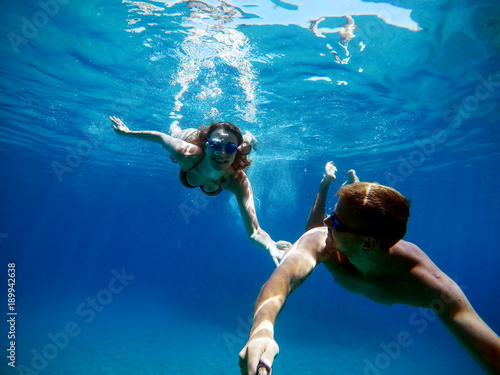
[268,241,293,267]
[110,116,130,135]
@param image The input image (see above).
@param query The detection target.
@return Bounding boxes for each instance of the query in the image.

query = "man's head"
[329,182,410,249]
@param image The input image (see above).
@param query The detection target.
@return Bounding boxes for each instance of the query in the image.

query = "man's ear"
[361,236,377,252]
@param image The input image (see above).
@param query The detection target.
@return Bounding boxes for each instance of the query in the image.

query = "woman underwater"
[110,116,291,266]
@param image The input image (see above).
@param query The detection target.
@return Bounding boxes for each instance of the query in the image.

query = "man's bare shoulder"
[299,227,330,252]
[281,227,329,262]
[390,240,436,269]
[302,226,329,238]
[391,240,458,304]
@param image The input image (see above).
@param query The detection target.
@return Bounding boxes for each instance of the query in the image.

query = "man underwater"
[239,162,500,375]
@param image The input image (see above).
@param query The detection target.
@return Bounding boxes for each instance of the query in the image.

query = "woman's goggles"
[206,138,238,154]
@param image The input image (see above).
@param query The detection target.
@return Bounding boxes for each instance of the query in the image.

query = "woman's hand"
[110,116,130,135]
[268,241,293,267]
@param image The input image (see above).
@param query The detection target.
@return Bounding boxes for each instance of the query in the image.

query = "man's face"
[325,197,367,255]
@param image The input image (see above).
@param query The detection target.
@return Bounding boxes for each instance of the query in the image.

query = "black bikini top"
[179,157,224,196]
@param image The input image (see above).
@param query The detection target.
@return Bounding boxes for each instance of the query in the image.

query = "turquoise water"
[1,0,500,374]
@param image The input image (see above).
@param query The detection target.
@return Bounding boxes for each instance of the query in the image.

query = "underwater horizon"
[1,0,500,374]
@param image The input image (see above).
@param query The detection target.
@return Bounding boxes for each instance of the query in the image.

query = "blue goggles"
[206,139,238,154]
[326,212,366,235]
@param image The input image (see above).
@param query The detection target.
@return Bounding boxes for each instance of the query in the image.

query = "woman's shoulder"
[227,169,249,184]
[224,169,250,194]
[176,152,205,171]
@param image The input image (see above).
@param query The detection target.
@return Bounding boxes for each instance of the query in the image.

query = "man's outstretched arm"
[239,233,322,375]
[418,267,500,374]
[438,285,500,373]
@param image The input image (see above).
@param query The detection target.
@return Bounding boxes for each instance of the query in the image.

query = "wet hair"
[336,182,411,249]
[192,122,252,171]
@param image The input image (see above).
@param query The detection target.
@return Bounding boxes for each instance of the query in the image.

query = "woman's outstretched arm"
[227,171,292,267]
[110,116,200,160]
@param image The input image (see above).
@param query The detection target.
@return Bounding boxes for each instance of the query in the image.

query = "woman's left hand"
[268,241,293,267]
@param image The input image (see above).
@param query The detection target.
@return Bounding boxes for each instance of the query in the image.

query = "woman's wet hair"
[193,122,252,171]
[336,182,411,248]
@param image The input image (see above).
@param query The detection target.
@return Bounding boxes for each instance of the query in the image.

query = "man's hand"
[268,241,292,267]
[239,337,279,375]
[110,116,130,135]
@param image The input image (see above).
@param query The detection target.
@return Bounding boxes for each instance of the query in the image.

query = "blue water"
[1,0,500,374]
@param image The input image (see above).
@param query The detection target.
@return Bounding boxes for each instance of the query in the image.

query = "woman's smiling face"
[205,128,239,170]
